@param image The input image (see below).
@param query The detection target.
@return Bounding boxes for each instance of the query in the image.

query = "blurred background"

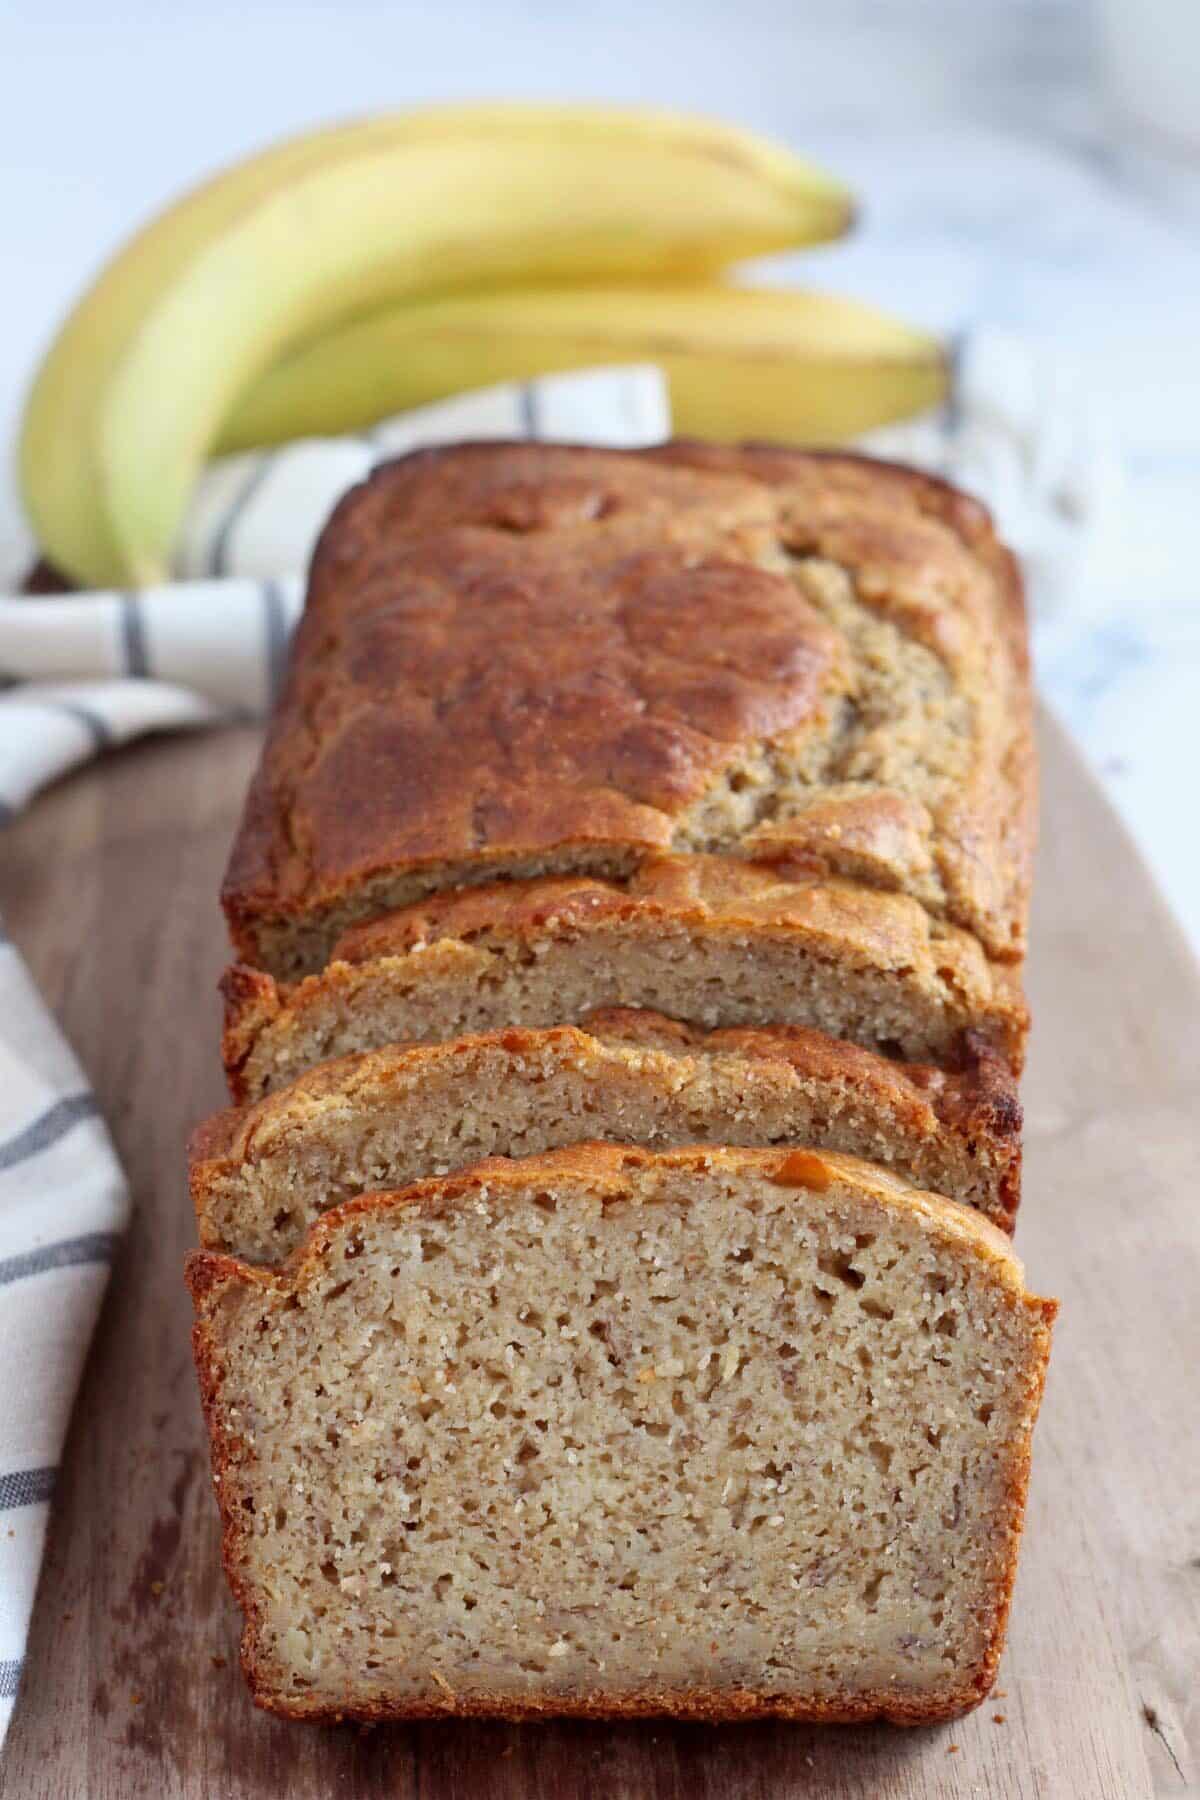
[4,0,1200,941]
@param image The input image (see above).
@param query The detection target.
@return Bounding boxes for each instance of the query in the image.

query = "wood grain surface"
[0,713,1196,1799]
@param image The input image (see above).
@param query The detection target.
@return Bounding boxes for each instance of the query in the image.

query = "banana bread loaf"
[221,442,1033,983]
[223,856,1027,1104]
[194,1008,1020,1261]
[188,1142,1055,1725]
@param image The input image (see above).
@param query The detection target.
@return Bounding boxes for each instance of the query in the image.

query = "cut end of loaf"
[189,1143,1054,1725]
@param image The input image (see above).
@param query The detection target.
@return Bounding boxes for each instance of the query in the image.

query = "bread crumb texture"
[190,1145,1053,1724]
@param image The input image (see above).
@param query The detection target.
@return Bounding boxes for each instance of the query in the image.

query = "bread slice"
[222,855,1027,1105]
[194,1009,1020,1263]
[221,442,1033,980]
[188,1142,1055,1725]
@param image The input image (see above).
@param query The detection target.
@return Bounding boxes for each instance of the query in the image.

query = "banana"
[222,284,946,453]
[21,116,417,589]
[19,106,854,587]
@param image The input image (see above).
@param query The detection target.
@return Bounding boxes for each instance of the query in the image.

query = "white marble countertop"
[4,0,1199,947]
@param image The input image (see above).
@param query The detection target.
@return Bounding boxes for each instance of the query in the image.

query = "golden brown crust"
[229,1678,1002,1727]
[194,1011,1021,1237]
[221,442,1034,978]
[187,1142,1055,1727]
[217,963,282,1097]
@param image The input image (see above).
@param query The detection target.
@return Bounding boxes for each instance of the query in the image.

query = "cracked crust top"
[221,442,1034,980]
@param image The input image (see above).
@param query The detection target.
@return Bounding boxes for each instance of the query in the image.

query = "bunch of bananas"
[19,104,947,590]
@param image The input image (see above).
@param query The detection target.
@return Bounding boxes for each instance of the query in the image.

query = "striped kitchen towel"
[0,938,129,1742]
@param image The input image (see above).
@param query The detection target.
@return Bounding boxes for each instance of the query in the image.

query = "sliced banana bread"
[194,1010,1020,1262]
[223,855,1027,1104]
[188,1142,1055,1725]
[221,441,1033,981]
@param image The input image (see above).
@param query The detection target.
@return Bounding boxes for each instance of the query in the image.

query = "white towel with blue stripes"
[0,343,1112,1746]
[0,944,128,1741]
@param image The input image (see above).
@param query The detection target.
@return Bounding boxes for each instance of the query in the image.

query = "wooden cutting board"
[1,713,1196,1800]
